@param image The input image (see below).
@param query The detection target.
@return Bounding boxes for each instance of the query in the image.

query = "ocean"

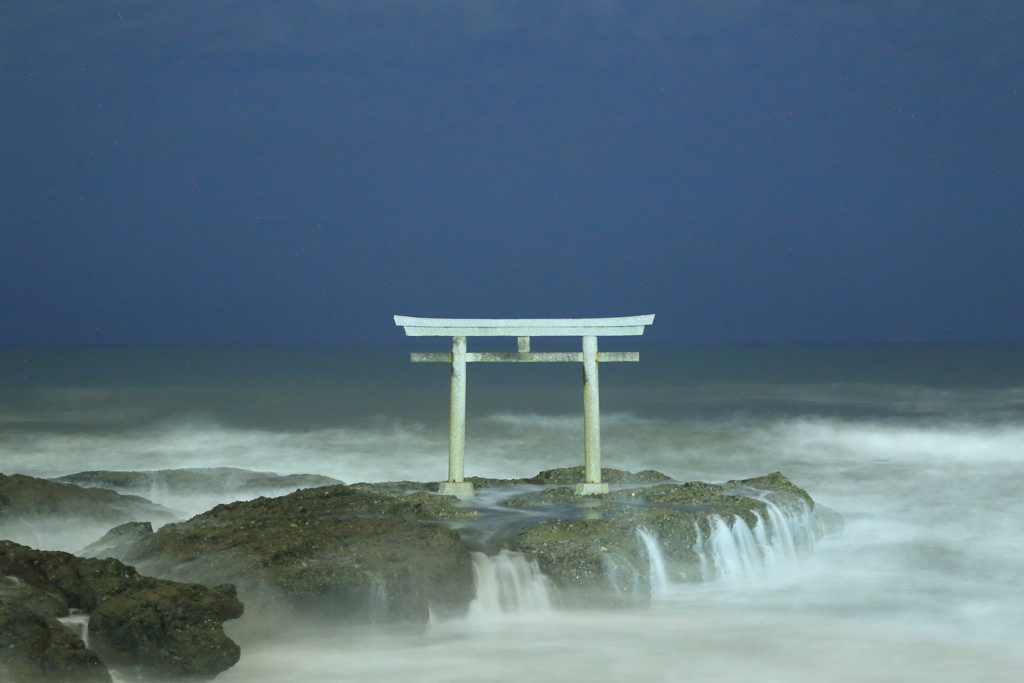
[2,343,1023,682]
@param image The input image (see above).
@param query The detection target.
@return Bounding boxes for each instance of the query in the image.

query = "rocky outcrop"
[80,468,832,622]
[0,474,179,551]
[525,466,674,486]
[55,468,343,499]
[86,484,478,626]
[458,466,674,490]
[0,599,111,683]
[0,541,243,681]
[0,474,177,526]
[491,471,822,607]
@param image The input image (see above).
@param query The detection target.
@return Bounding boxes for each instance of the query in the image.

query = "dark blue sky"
[2,1,1022,344]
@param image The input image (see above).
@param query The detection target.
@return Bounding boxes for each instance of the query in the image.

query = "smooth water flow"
[636,528,669,596]
[4,345,1024,682]
[708,514,761,582]
[469,550,552,616]
[701,499,809,583]
[57,612,91,649]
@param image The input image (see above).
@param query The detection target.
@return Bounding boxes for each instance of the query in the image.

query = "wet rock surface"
[469,470,819,608]
[56,468,343,499]
[0,473,177,525]
[87,484,479,626]
[724,471,815,507]
[0,599,112,683]
[0,541,243,682]
[0,474,179,550]
[75,467,828,637]
[461,466,674,490]
[526,466,675,487]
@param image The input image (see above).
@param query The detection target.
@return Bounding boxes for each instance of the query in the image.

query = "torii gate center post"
[394,315,655,497]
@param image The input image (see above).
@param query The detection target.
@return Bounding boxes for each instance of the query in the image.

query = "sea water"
[2,343,1023,682]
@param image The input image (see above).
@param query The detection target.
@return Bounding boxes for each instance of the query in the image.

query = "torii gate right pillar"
[576,335,609,495]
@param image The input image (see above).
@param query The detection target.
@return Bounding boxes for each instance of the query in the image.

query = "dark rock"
[82,469,828,621]
[501,486,581,507]
[79,522,154,561]
[525,466,674,486]
[498,471,821,605]
[1,600,54,682]
[87,485,478,626]
[464,476,530,489]
[435,466,673,492]
[350,467,674,497]
[1,573,69,617]
[1,598,113,683]
[502,517,653,608]
[0,474,176,524]
[0,541,242,681]
[724,471,815,507]
[0,474,178,551]
[500,496,766,605]
[166,483,481,523]
[346,480,432,497]
[90,582,242,681]
[607,481,769,526]
[54,468,343,498]
[41,617,113,683]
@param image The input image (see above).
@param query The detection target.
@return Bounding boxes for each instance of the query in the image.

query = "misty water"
[2,344,1024,682]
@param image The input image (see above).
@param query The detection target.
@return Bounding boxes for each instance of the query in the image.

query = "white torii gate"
[394,314,655,497]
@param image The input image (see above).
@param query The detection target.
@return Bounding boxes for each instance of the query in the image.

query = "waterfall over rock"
[57,611,92,649]
[498,471,827,605]
[707,513,763,582]
[637,528,669,597]
[468,492,825,617]
[699,498,815,583]
[469,550,552,616]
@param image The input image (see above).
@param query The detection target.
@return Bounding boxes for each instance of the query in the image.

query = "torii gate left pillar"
[395,315,655,497]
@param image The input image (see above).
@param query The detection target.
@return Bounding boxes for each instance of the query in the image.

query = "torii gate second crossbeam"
[394,315,655,497]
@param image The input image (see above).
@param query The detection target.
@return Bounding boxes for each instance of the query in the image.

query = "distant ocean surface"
[3,343,1024,682]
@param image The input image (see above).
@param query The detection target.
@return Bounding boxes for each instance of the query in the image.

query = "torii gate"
[394,315,655,497]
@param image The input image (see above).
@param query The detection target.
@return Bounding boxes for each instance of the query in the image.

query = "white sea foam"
[5,411,1023,483]
[468,550,552,617]
[695,499,810,585]
[637,528,669,596]
[0,419,447,513]
[4,385,1024,681]
[56,612,91,648]
[216,609,1024,683]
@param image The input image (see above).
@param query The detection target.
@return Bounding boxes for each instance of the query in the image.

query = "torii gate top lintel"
[395,314,655,498]
[394,314,654,337]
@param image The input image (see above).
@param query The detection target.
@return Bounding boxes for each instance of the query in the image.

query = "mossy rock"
[502,496,770,596]
[87,485,478,625]
[503,517,650,608]
[346,481,432,498]
[0,599,113,683]
[525,466,673,486]
[501,486,579,507]
[0,541,242,682]
[464,476,531,489]
[186,483,480,522]
[82,469,822,620]
[54,468,343,497]
[724,472,815,507]
[496,472,803,600]
[0,474,177,526]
